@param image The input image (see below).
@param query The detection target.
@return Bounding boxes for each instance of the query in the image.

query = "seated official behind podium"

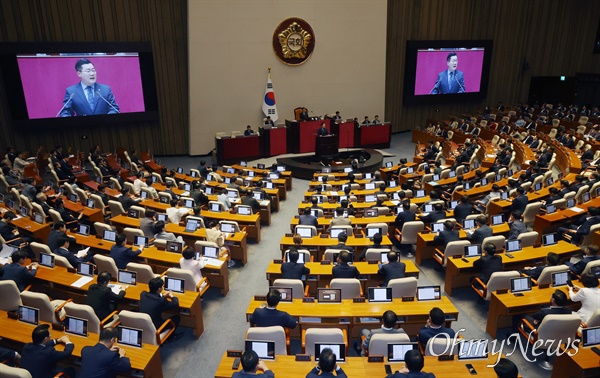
[281,247,310,280]
[250,289,297,329]
[232,350,274,378]
[300,107,310,121]
[306,348,347,378]
[245,125,256,135]
[386,349,436,378]
[378,251,406,286]
[360,310,406,356]
[417,307,456,347]
[317,123,329,136]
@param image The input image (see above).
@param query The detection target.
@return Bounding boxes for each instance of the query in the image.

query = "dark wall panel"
[386,0,600,132]
[0,0,188,156]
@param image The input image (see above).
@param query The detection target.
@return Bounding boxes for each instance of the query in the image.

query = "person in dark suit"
[420,203,446,225]
[140,277,181,334]
[86,271,126,321]
[244,125,256,135]
[0,346,20,364]
[0,250,38,292]
[233,350,274,378]
[53,236,92,268]
[520,290,572,333]
[299,107,310,121]
[79,327,131,378]
[249,289,297,329]
[109,233,141,270]
[0,212,34,257]
[467,215,493,245]
[20,324,75,378]
[494,358,519,378]
[377,251,406,286]
[60,58,119,117]
[317,122,329,136]
[299,206,318,227]
[507,211,527,241]
[565,244,600,276]
[306,348,348,378]
[359,232,384,261]
[453,195,474,224]
[394,201,415,250]
[332,232,355,254]
[430,52,465,94]
[332,250,360,278]
[433,220,459,249]
[385,349,435,378]
[241,188,261,214]
[522,252,560,280]
[118,187,141,211]
[510,187,528,214]
[53,198,84,229]
[472,243,503,284]
[281,247,310,280]
[417,307,456,347]
[559,206,600,244]
[360,311,407,357]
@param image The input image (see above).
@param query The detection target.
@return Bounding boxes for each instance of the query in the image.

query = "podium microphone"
[56,93,75,117]
[96,91,120,113]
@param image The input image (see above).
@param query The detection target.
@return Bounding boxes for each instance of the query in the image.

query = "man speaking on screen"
[59,58,120,117]
[430,52,465,94]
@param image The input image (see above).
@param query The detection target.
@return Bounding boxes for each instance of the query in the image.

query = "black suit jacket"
[532,306,573,324]
[79,343,131,378]
[467,225,493,245]
[433,230,459,248]
[56,207,77,223]
[53,247,83,269]
[453,203,474,223]
[332,264,360,278]
[298,214,318,227]
[332,243,354,254]
[0,262,36,291]
[109,245,141,270]
[511,194,528,214]
[421,210,446,224]
[60,82,119,117]
[139,291,180,329]
[250,307,297,329]
[20,341,74,378]
[395,211,416,230]
[281,262,310,280]
[118,196,138,211]
[86,283,125,320]
[0,221,17,243]
[378,261,406,286]
[473,255,503,283]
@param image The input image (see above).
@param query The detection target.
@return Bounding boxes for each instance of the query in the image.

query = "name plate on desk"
[295,354,311,361]
[227,350,243,358]
[355,214,363,218]
[402,296,414,302]
[67,267,76,273]
[52,323,65,331]
[285,233,293,237]
[273,259,283,264]
[368,260,379,264]
[368,355,384,363]
[321,260,331,265]
[496,289,509,295]
[254,295,267,301]
[7,311,18,320]
[355,234,364,238]
[320,234,329,238]
[539,283,550,289]
[302,297,315,303]
[452,255,463,259]
[438,355,455,361]
[353,297,366,303]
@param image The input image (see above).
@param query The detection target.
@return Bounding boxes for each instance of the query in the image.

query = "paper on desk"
[203,257,225,268]
[260,200,270,206]
[571,207,585,213]
[108,284,122,295]
[487,154,496,158]
[76,247,90,258]
[71,276,93,288]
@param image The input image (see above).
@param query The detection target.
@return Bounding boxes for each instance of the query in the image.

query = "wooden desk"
[533,197,600,241]
[444,241,581,295]
[279,235,393,262]
[231,164,293,191]
[30,264,205,337]
[290,215,397,235]
[415,224,510,266]
[265,261,419,296]
[0,311,163,378]
[551,345,600,378]
[61,198,104,223]
[215,170,288,201]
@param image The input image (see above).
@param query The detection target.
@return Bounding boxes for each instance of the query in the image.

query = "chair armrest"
[156,318,176,344]
[304,285,310,297]
[360,334,367,356]
[341,329,348,348]
[518,318,538,343]
[196,277,210,295]
[159,271,168,277]
[285,328,291,354]
[301,328,306,350]
[394,228,402,243]
[100,311,120,328]
[54,299,73,322]
[470,277,488,299]
[359,285,364,297]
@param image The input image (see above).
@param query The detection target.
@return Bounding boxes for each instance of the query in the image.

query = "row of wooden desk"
[279,235,393,262]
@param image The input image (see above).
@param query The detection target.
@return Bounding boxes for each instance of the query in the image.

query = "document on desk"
[108,284,122,294]
[76,247,90,258]
[71,276,94,288]
[203,257,225,268]
[571,207,585,213]
[260,200,270,207]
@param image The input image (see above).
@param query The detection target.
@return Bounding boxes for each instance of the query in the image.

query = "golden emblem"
[278,22,311,59]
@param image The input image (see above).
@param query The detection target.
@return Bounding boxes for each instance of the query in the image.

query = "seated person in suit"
[180,247,207,286]
[372,115,382,125]
[332,250,359,278]
[433,220,459,249]
[417,307,456,348]
[306,348,347,378]
[244,125,256,135]
[510,187,528,214]
[360,310,406,356]
[264,116,275,126]
[543,187,561,210]
[453,195,474,224]
[232,350,274,378]
[520,290,572,333]
[0,250,38,291]
[359,232,384,261]
[522,252,561,281]
[241,188,261,214]
[466,215,493,245]
[249,289,297,329]
[420,203,446,224]
[507,210,527,241]
[565,244,600,276]
[385,349,435,378]
[361,116,371,125]
[299,107,309,121]
[330,208,351,226]
[475,184,502,213]
[46,222,72,252]
[299,207,318,227]
[79,327,131,378]
[140,277,181,336]
[377,251,406,286]
[494,358,519,378]
[109,233,142,270]
[20,324,76,378]
[140,210,156,238]
[472,243,503,285]
[558,207,600,245]
[0,346,20,365]
[340,198,355,216]
[86,271,126,321]
[53,236,93,267]
[281,247,310,280]
[394,201,415,251]
[332,232,354,254]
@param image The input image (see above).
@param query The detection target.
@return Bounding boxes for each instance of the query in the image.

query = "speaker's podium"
[315,134,339,159]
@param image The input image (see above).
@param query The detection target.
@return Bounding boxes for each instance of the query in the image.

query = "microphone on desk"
[96,91,120,114]
[56,93,75,117]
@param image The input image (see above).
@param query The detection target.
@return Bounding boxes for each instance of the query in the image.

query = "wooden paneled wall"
[0,0,188,156]
[385,0,600,132]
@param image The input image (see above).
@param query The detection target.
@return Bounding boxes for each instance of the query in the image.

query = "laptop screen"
[505,240,522,252]
[18,305,39,325]
[184,199,194,208]
[582,192,591,203]
[69,194,78,203]
[534,183,542,191]
[546,204,557,214]
[385,161,393,168]
[542,233,557,246]
[118,270,137,285]
[128,209,139,218]
[253,192,264,200]
[464,245,481,257]
[185,219,199,232]
[205,187,214,194]
[164,277,185,293]
[202,246,219,258]
[322,167,331,174]
[140,190,148,199]
[210,203,221,212]
[227,190,238,198]
[366,227,381,239]
[432,223,444,232]
[582,326,600,347]
[240,161,247,167]
[365,195,376,202]
[134,236,149,248]
[157,213,168,222]
[432,174,440,181]
[64,316,88,337]
[237,206,252,215]
[33,212,43,224]
[388,181,397,188]
[269,173,279,180]
[118,326,143,348]
[39,253,55,268]
[103,230,117,242]
[551,271,569,287]
[183,183,192,192]
[77,262,94,276]
[491,215,504,226]
[248,171,255,178]
[380,252,389,263]
[407,167,414,174]
[284,251,306,263]
[481,178,488,186]
[257,163,266,170]
[314,343,345,362]
[464,182,472,190]
[510,277,532,293]
[365,209,378,218]
[417,286,441,301]
[190,170,198,178]
[224,177,231,184]
[364,173,372,179]
[330,228,345,238]
[415,190,425,198]
[365,183,375,190]
[501,192,509,200]
[449,200,458,210]
[220,222,235,233]
[458,340,488,360]
[265,182,274,189]
[159,196,169,204]
[167,241,183,253]
[463,219,475,229]
[368,287,392,302]
[423,204,433,213]
[177,167,183,174]
[449,171,456,178]
[269,286,293,302]
[245,340,275,360]
[344,167,353,173]
[567,198,576,208]
[318,288,342,303]
[277,166,285,172]
[86,199,95,209]
[296,227,313,238]
[547,177,554,186]
[387,343,418,362]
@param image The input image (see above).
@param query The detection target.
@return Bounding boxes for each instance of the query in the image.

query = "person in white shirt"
[179,247,206,286]
[153,220,184,243]
[166,199,190,224]
[12,151,28,174]
[217,189,231,210]
[132,172,147,195]
[206,221,234,267]
[568,274,600,323]
[143,177,158,199]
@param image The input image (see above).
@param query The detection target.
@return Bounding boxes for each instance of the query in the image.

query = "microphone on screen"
[56,93,75,117]
[96,90,120,114]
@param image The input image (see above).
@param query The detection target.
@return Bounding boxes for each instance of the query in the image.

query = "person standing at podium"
[317,123,329,136]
